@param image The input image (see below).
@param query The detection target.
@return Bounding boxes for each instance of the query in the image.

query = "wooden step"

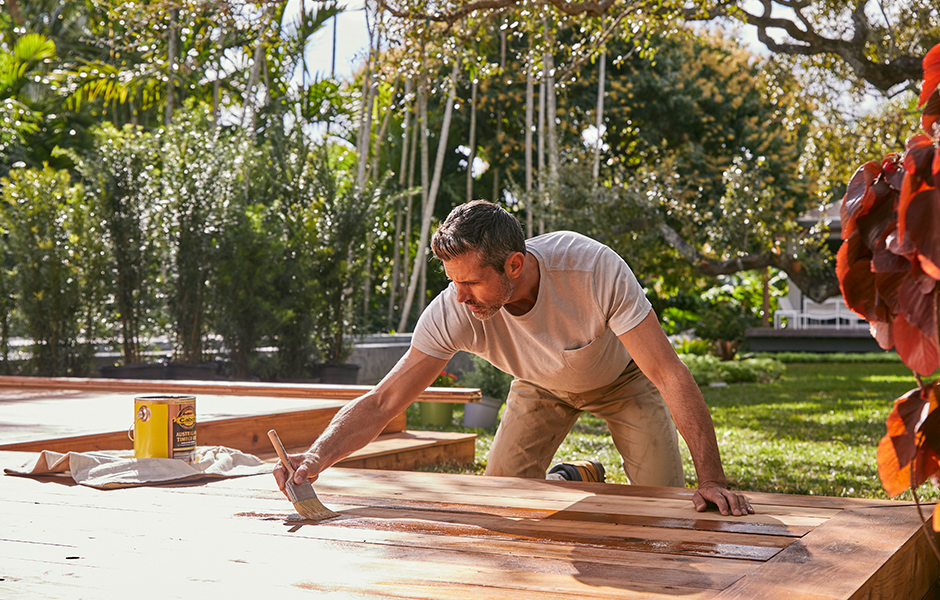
[288,430,477,471]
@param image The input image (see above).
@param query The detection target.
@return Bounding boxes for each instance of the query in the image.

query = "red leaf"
[836,230,870,281]
[870,320,895,350]
[841,161,883,240]
[856,186,899,252]
[839,255,879,321]
[872,220,911,273]
[902,186,940,277]
[875,270,909,319]
[923,91,940,137]
[886,218,917,257]
[878,385,940,497]
[905,135,936,183]
[894,312,940,376]
[897,264,938,335]
[919,44,940,108]
[935,139,940,188]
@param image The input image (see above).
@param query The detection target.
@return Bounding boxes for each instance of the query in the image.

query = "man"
[275,200,753,516]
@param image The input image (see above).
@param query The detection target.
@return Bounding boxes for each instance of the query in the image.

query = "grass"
[408,361,939,501]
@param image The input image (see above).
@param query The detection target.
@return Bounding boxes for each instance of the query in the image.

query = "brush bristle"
[286,480,339,521]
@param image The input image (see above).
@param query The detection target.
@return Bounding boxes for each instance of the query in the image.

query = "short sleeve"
[594,246,652,336]
[411,288,463,361]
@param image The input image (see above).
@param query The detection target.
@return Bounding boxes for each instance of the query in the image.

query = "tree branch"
[378,0,616,25]
[686,0,924,91]
[656,221,840,302]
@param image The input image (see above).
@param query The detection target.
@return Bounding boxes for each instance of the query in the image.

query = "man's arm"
[618,310,753,516]
[274,347,449,489]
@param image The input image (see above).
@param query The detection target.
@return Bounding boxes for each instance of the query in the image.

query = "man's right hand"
[273,452,319,495]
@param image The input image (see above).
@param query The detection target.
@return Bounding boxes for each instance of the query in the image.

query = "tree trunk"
[398,61,460,332]
[466,78,478,203]
[762,267,771,328]
[537,79,545,237]
[165,9,178,127]
[592,48,606,183]
[545,47,559,182]
[242,43,265,135]
[388,79,413,328]
[524,53,534,237]
[492,29,507,204]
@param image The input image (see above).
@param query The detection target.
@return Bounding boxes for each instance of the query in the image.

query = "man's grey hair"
[431,200,526,273]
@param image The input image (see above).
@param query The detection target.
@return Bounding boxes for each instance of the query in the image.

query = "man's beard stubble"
[465,273,514,321]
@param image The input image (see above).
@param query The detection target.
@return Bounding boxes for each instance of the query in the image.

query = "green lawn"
[409,361,937,501]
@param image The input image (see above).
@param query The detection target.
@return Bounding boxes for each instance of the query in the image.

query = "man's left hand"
[692,481,754,516]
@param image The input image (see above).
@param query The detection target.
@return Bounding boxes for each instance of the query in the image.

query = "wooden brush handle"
[267,429,296,479]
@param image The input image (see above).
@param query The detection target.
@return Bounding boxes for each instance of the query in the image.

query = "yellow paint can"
[130,396,196,463]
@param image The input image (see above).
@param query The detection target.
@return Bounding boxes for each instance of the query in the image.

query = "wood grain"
[1,461,938,599]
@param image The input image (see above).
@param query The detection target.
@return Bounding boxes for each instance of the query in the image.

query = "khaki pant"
[484,361,685,486]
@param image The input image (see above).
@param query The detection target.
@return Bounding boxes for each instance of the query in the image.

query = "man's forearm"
[303,392,399,477]
[659,370,727,487]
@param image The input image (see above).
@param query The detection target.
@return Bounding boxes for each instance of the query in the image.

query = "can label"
[132,396,196,463]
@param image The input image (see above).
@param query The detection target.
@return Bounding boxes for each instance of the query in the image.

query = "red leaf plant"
[837,43,940,546]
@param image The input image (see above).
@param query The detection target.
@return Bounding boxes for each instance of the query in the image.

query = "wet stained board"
[0,458,937,600]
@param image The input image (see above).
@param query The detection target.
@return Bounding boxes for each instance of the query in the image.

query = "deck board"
[1,461,936,599]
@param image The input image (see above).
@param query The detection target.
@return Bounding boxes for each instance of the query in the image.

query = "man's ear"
[504,251,525,279]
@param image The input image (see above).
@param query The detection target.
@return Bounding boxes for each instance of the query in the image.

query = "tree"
[687,0,939,93]
[377,0,937,92]
[160,104,242,363]
[71,123,163,365]
[0,165,96,375]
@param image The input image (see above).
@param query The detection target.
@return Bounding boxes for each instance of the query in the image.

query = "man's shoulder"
[529,231,615,271]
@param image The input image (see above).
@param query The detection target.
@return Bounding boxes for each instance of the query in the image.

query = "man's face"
[442,252,514,321]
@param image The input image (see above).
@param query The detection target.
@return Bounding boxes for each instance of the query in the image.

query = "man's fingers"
[695,486,754,516]
[293,462,309,485]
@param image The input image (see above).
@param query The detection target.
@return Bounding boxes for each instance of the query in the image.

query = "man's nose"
[455,285,472,304]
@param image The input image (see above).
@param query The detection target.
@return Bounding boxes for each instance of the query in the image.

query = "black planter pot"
[99,361,225,381]
[318,363,360,385]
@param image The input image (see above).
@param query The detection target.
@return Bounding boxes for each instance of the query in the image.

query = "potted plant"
[836,43,940,555]
[419,371,459,427]
[461,355,514,429]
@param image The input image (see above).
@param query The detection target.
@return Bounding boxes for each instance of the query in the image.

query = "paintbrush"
[267,429,339,522]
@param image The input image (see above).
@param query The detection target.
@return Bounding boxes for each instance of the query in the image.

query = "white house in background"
[773,203,868,331]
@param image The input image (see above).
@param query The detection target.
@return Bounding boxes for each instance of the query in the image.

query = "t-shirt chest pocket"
[561,336,606,373]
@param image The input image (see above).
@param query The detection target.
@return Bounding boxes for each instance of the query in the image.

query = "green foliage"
[460,355,514,400]
[0,165,96,375]
[678,354,786,385]
[672,337,712,355]
[160,103,244,363]
[312,156,384,365]
[752,352,901,364]
[69,122,163,364]
[210,198,280,379]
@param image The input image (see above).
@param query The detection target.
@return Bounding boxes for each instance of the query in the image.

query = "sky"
[287,0,774,84]
[284,0,370,83]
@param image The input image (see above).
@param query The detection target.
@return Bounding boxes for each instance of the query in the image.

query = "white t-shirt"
[412,231,652,393]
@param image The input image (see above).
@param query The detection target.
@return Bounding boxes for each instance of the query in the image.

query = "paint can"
[128,395,196,463]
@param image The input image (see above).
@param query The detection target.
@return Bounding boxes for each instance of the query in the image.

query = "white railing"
[773,298,868,330]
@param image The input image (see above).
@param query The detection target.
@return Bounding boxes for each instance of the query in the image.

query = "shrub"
[751,352,901,364]
[679,354,785,386]
[460,355,514,399]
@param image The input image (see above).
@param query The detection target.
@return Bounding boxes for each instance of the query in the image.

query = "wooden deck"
[0,376,478,470]
[0,462,936,599]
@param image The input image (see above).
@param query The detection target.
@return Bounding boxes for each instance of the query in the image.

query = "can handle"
[128,423,135,442]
